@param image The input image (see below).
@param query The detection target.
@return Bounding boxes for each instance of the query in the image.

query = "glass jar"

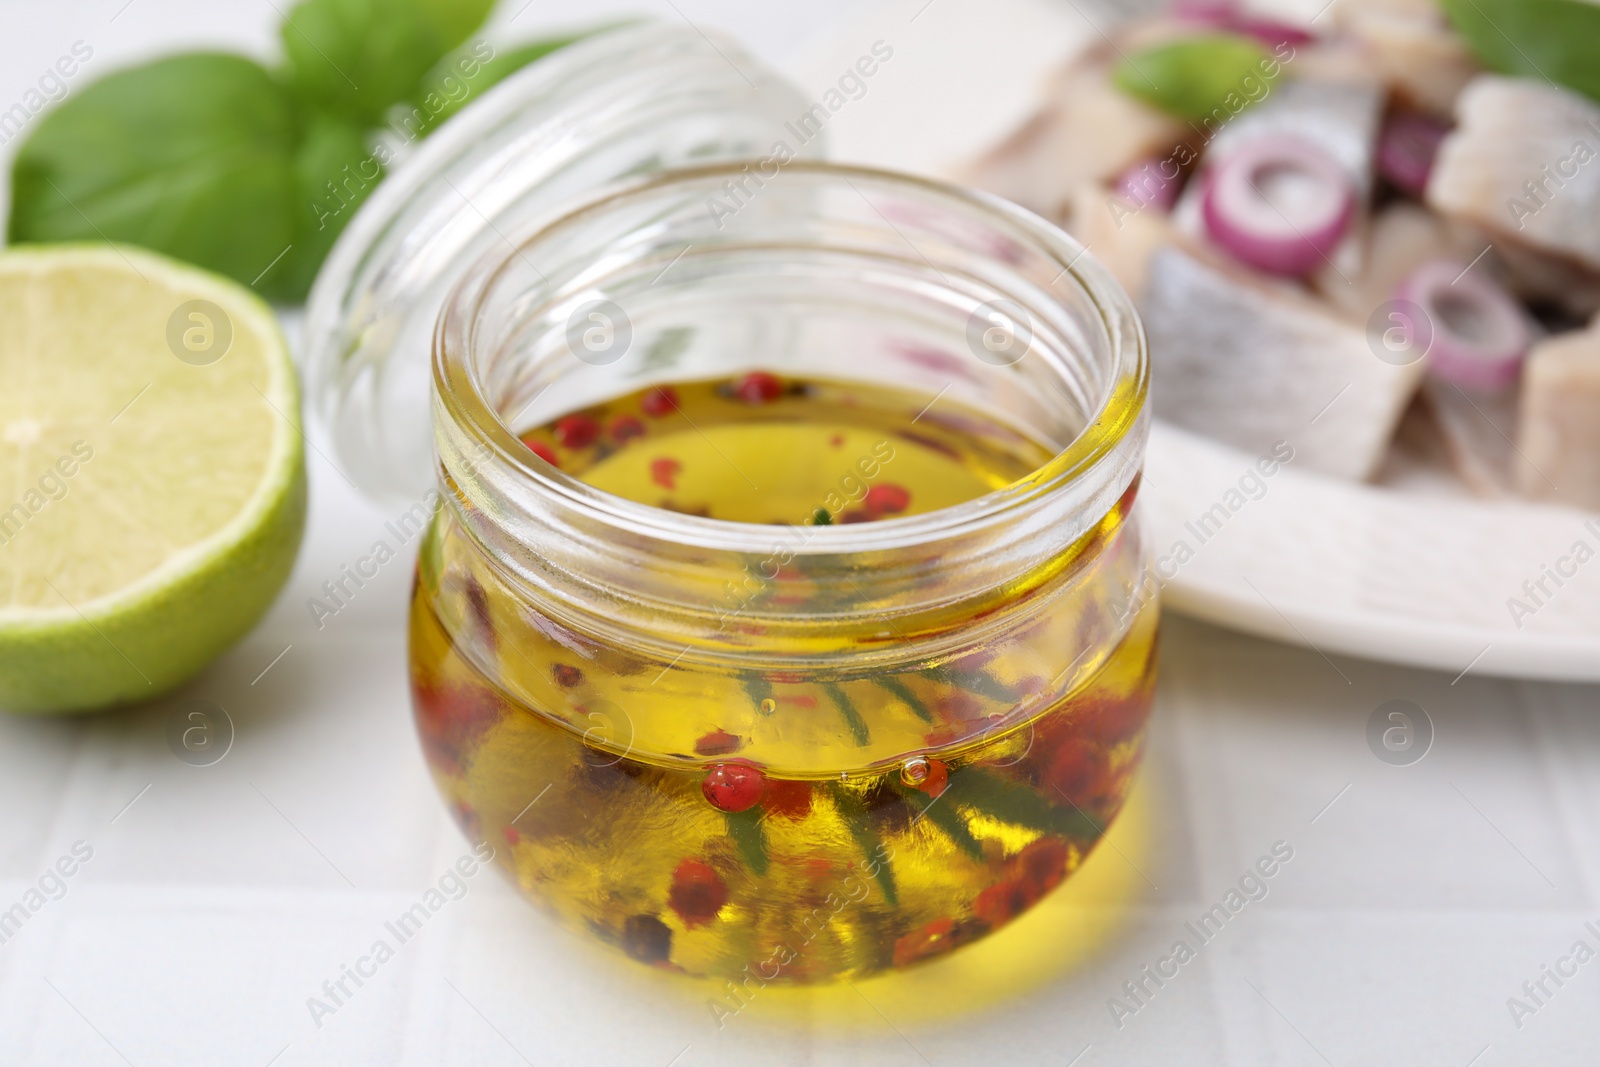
[307,24,1155,985]
[306,23,818,503]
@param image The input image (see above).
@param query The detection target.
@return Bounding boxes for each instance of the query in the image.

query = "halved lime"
[0,245,306,713]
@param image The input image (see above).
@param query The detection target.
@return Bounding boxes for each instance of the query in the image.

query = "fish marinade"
[409,373,1157,982]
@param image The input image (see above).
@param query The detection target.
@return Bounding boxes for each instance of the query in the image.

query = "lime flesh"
[0,245,305,713]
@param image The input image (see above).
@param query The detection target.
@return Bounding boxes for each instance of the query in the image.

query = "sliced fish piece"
[1323,203,1477,321]
[1311,216,1371,300]
[1428,76,1600,274]
[1372,394,1461,494]
[1422,377,1520,496]
[1489,237,1600,321]
[1283,37,1385,90]
[960,47,1184,222]
[1515,324,1600,510]
[1335,0,1481,116]
[1400,214,1600,322]
[1142,245,1424,481]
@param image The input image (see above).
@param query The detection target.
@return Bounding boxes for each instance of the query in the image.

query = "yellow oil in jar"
[409,372,1157,982]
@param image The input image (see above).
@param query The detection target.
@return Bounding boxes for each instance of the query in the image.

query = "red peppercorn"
[650,457,682,490]
[1046,738,1109,808]
[411,681,503,774]
[641,386,680,417]
[701,762,765,812]
[694,728,742,756]
[1016,836,1069,897]
[974,879,1030,927]
[1073,689,1154,746]
[554,413,600,449]
[609,414,646,443]
[732,371,784,405]
[892,916,957,967]
[863,483,912,517]
[523,438,561,467]
[935,690,986,721]
[951,648,995,673]
[916,758,949,799]
[552,663,584,688]
[1014,675,1050,700]
[762,778,813,819]
[668,858,729,927]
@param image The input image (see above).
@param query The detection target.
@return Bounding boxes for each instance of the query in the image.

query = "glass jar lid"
[303,22,818,503]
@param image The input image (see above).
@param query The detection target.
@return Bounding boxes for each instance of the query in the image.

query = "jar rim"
[435,160,1149,556]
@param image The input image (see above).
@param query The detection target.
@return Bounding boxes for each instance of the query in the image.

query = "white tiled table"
[3,2,1598,1064]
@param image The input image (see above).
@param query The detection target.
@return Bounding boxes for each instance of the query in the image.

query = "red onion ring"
[1397,260,1530,391]
[1172,0,1239,18]
[1171,1,1315,49]
[1114,156,1183,213]
[1201,136,1356,277]
[1377,111,1452,198]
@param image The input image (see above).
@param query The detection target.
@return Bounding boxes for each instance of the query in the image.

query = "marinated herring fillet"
[1422,377,1519,497]
[1333,0,1480,117]
[1428,76,1600,274]
[959,49,1183,222]
[1326,203,1475,323]
[1142,246,1421,480]
[962,6,1600,508]
[1515,323,1600,511]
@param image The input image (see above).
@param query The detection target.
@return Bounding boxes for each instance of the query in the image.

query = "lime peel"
[0,244,306,713]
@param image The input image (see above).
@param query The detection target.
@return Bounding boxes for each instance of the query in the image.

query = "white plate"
[1144,425,1600,681]
[790,0,1600,681]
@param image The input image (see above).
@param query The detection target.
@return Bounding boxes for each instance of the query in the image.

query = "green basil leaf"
[830,784,898,905]
[8,53,298,293]
[256,111,378,302]
[923,662,1020,704]
[725,807,770,877]
[1440,0,1600,105]
[953,768,1102,841]
[281,0,496,125]
[906,790,986,863]
[870,675,933,723]
[1114,33,1280,122]
[821,681,872,746]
